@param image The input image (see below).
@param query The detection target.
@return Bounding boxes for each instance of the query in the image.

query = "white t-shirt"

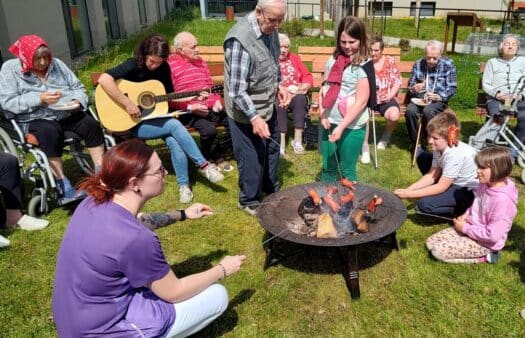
[431,141,479,190]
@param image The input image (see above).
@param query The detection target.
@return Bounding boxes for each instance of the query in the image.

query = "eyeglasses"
[262,10,284,25]
[143,165,168,178]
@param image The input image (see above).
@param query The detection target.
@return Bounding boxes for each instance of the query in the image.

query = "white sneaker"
[17,215,49,231]
[279,148,285,159]
[377,140,388,150]
[199,163,224,183]
[0,234,10,248]
[179,185,194,204]
[360,151,371,164]
[291,140,305,154]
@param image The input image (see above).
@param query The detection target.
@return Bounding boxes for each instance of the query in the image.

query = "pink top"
[462,178,518,251]
[374,55,401,103]
[167,54,221,111]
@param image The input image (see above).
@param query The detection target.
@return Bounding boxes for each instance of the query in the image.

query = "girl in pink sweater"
[426,147,518,264]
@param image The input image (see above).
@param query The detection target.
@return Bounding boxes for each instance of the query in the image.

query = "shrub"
[399,38,410,53]
[280,18,306,37]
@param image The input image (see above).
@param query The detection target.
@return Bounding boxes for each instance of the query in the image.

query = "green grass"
[1,8,525,337]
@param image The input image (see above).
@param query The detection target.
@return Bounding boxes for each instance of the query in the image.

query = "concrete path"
[304,28,497,55]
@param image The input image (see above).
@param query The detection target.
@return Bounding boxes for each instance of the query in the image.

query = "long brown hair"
[134,33,170,67]
[78,140,154,204]
[333,16,370,65]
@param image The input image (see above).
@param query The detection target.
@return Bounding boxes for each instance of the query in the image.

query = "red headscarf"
[8,34,50,73]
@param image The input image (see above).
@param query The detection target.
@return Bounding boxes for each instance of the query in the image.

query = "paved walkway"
[304,29,497,55]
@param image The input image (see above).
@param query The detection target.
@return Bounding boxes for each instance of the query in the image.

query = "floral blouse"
[279,58,299,87]
[374,55,401,102]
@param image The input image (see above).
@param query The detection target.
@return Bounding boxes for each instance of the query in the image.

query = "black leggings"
[27,113,104,158]
[0,153,23,226]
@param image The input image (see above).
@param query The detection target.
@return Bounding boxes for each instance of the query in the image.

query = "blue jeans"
[134,118,206,186]
[165,284,228,337]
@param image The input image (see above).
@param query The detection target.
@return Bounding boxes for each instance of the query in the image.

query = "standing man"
[405,40,457,153]
[168,32,231,170]
[223,0,290,216]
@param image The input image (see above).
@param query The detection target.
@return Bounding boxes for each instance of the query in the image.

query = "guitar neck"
[156,89,212,103]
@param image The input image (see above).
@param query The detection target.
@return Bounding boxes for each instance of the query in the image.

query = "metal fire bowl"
[257,182,407,247]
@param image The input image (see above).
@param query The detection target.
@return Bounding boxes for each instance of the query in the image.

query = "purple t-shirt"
[52,198,175,337]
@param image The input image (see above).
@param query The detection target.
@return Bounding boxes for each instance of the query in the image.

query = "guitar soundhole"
[138,92,156,109]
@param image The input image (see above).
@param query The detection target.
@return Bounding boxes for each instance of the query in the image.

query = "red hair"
[78,140,154,204]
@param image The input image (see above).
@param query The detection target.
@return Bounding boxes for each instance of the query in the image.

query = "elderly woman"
[371,36,401,150]
[0,34,105,203]
[276,33,313,156]
[52,140,245,337]
[482,34,525,143]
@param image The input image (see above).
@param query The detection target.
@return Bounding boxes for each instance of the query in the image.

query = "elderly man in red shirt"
[168,32,231,171]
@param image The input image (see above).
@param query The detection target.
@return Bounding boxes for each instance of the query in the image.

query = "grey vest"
[223,16,279,123]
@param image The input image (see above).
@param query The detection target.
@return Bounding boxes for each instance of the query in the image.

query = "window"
[368,1,393,17]
[102,0,121,40]
[410,2,436,17]
[62,0,93,56]
[138,0,147,26]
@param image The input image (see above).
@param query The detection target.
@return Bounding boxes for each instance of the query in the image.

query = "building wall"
[367,0,507,19]
[0,0,172,67]
[0,0,71,63]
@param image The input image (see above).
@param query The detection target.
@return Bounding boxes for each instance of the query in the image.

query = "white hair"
[173,32,193,49]
[425,40,444,54]
[498,34,520,55]
[278,33,290,45]
[257,0,286,10]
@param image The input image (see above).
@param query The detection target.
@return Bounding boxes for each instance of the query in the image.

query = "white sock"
[294,129,303,144]
[280,133,286,151]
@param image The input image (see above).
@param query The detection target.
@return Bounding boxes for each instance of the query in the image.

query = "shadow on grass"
[171,249,228,276]
[193,289,256,337]
[260,236,395,275]
[170,250,255,337]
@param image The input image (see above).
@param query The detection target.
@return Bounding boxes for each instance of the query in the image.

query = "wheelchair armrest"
[0,108,15,120]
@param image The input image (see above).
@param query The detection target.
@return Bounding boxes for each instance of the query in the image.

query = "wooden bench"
[296,47,407,117]
[197,46,458,119]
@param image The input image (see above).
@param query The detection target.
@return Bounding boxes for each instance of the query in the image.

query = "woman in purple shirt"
[52,140,245,337]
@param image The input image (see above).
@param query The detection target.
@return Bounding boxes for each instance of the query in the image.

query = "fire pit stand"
[257,182,406,300]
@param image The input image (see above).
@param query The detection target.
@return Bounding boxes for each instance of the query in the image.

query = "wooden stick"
[411,114,423,167]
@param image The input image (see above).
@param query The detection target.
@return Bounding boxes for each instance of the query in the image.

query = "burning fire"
[298,179,383,238]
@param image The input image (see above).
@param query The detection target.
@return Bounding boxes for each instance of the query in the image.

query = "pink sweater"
[462,178,518,251]
[167,54,221,111]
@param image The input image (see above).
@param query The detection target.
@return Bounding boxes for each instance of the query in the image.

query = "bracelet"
[179,209,186,221]
[217,263,227,279]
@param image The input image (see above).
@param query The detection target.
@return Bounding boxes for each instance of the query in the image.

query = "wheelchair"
[0,108,115,216]
[468,79,525,184]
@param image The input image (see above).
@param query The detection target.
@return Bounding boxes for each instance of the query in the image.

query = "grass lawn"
[1,8,524,337]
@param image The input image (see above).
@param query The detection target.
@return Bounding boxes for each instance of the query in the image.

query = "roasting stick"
[413,210,454,222]
[267,137,317,177]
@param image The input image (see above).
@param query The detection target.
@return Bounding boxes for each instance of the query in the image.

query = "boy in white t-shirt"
[394,112,478,218]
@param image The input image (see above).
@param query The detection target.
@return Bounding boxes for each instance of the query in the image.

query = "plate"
[288,85,299,94]
[49,102,81,111]
[411,97,430,106]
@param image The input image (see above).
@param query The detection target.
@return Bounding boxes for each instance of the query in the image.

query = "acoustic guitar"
[95,79,223,132]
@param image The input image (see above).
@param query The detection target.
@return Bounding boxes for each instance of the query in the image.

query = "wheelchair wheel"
[0,127,17,156]
[27,194,48,217]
